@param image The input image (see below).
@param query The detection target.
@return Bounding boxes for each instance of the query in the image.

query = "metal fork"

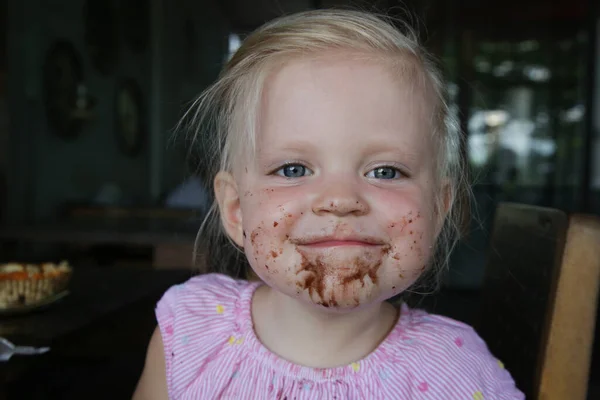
[0,337,50,362]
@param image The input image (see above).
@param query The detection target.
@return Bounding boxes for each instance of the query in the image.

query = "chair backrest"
[0,169,5,224]
[478,202,600,400]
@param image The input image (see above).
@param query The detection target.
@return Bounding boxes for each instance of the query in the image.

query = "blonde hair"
[181,9,471,286]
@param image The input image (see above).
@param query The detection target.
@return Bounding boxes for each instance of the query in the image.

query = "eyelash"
[272,163,313,178]
[270,163,408,180]
[365,165,407,180]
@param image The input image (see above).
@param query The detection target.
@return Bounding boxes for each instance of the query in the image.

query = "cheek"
[242,202,297,234]
[240,197,301,279]
[385,211,435,273]
[244,224,285,281]
[240,186,305,231]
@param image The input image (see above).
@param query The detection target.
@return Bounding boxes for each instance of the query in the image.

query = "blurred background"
[0,0,599,398]
[1,0,599,287]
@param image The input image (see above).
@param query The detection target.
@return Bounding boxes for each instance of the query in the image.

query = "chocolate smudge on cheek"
[250,226,268,258]
[407,230,426,260]
[390,211,422,233]
[250,229,260,245]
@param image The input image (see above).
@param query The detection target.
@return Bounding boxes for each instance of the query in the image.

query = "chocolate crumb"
[250,229,260,244]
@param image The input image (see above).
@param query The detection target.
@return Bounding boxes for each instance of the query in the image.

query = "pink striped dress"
[156,273,524,399]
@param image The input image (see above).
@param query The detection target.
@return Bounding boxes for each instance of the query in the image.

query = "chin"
[301,275,385,309]
[254,265,412,311]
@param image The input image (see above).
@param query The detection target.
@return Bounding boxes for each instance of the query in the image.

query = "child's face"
[216,54,445,310]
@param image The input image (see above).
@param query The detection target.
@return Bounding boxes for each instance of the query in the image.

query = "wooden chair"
[0,170,5,225]
[477,202,600,400]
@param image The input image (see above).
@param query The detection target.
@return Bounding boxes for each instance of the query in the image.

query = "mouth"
[291,235,385,248]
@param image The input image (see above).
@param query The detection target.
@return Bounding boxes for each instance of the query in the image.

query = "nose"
[311,180,369,217]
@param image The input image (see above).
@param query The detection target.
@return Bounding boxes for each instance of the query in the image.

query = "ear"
[214,171,244,247]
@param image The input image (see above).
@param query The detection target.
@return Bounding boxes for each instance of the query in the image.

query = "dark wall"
[5,0,229,222]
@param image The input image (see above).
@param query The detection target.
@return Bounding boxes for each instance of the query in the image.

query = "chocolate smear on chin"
[295,246,390,308]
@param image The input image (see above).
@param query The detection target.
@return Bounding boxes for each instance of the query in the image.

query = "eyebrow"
[358,140,422,163]
[258,140,317,157]
[259,139,421,166]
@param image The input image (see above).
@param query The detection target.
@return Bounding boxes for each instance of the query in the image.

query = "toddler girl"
[134,9,524,399]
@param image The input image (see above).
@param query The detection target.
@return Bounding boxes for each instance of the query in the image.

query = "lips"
[306,240,377,248]
[291,235,385,247]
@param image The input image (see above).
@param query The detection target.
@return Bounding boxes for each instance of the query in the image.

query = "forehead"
[255,53,434,155]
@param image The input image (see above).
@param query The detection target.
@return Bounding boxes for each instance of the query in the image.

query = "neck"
[252,285,398,368]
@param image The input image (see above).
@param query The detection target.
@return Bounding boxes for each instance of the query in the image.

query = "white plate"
[0,291,70,317]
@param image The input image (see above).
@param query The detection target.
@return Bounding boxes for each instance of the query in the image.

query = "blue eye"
[367,167,400,180]
[276,164,311,178]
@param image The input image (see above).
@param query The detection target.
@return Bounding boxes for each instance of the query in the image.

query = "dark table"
[0,219,201,268]
[0,218,200,246]
[0,266,193,399]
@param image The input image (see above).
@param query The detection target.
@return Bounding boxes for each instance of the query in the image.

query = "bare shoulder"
[132,327,168,400]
